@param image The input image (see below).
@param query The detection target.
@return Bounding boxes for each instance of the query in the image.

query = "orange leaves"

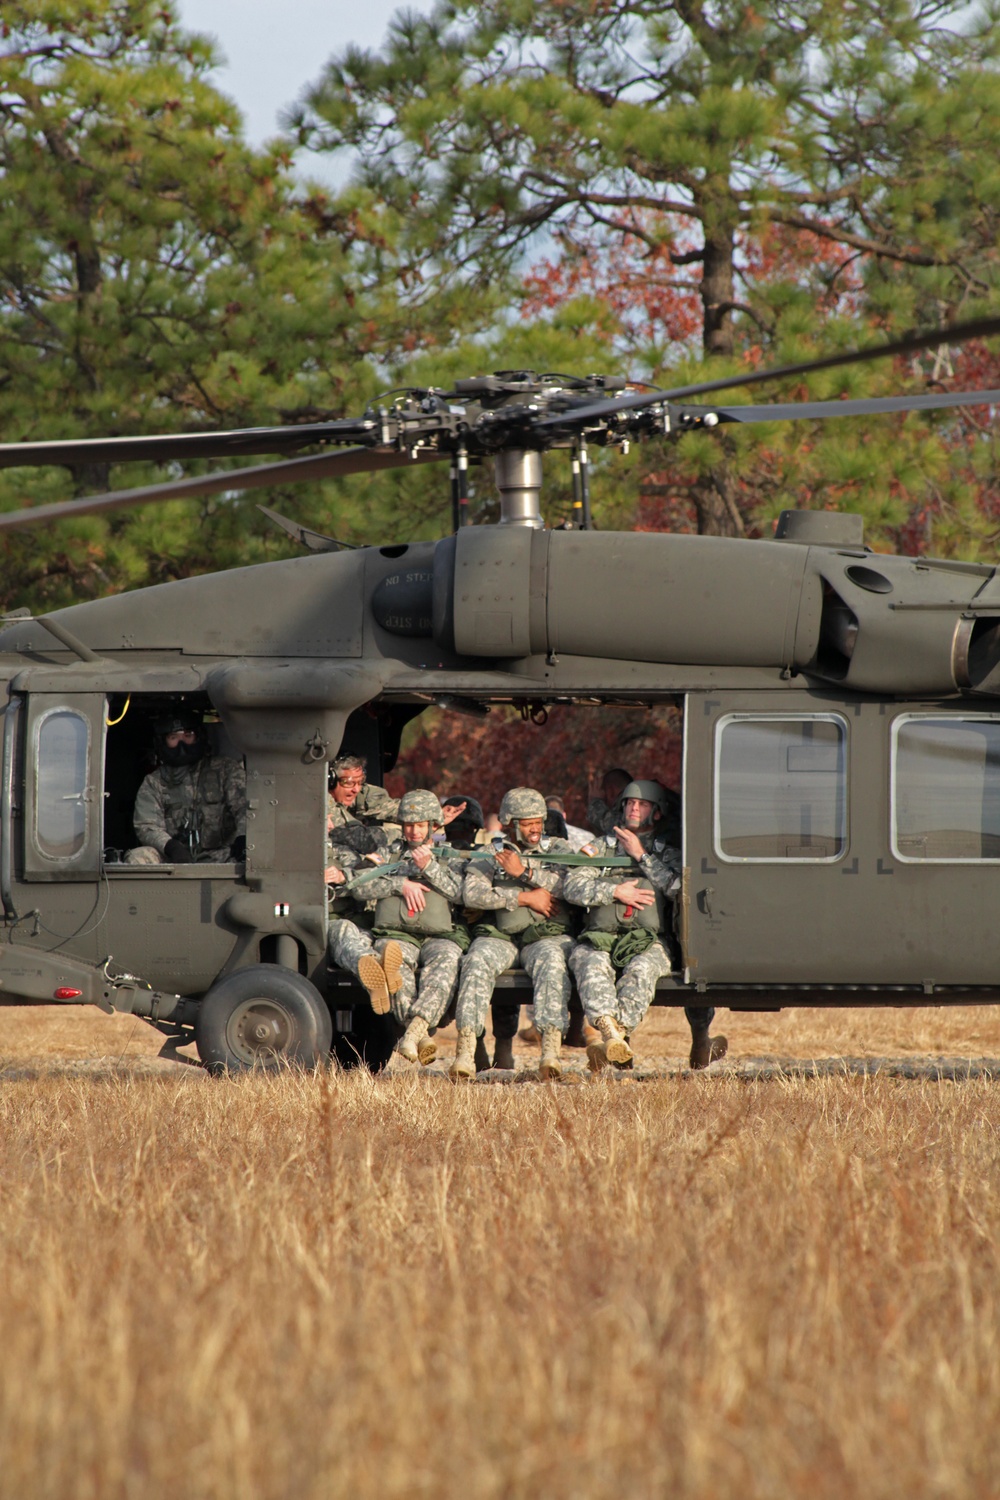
[386,703,683,824]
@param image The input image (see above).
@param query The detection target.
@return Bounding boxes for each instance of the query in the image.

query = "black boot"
[689,1030,728,1070]
[492,1033,516,1071]
[474,1033,491,1073]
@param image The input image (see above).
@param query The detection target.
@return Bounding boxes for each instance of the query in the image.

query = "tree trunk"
[699,179,738,358]
[692,457,745,537]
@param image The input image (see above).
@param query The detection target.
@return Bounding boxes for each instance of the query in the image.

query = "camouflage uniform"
[125,756,246,864]
[326,788,396,857]
[355,835,467,1026]
[565,829,681,1031]
[325,842,375,972]
[585,795,622,836]
[456,833,576,1037]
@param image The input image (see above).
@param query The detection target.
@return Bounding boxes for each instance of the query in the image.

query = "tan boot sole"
[381,940,404,995]
[358,954,391,1015]
[605,1036,632,1065]
[586,1040,609,1072]
[416,1037,437,1066]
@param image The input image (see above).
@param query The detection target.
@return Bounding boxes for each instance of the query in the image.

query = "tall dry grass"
[0,1033,998,1499]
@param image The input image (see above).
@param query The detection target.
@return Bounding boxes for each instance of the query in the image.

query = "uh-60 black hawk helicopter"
[2,313,1000,1073]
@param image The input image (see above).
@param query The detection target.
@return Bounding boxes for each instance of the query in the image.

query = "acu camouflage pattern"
[329,839,468,1025]
[455,932,574,1036]
[328,915,376,976]
[128,755,246,862]
[498,786,547,823]
[372,934,461,1027]
[564,826,681,1029]
[585,795,621,836]
[456,831,577,1036]
[361,837,465,916]
[396,788,444,824]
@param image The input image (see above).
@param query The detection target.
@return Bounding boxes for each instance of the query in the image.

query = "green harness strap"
[580,928,657,969]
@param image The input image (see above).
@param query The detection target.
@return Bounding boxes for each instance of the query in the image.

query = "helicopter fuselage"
[1,518,999,1066]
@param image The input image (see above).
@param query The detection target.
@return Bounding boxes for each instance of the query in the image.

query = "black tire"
[195,965,333,1075]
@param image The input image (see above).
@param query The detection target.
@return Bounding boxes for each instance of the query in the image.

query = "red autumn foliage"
[520,213,703,349]
[386,703,682,825]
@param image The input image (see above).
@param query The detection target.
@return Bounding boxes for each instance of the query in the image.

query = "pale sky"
[175,0,436,179]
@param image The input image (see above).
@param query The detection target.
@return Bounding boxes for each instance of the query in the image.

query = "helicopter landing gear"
[194,965,333,1074]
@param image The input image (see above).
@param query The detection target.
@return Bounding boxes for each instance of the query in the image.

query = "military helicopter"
[1,313,1000,1072]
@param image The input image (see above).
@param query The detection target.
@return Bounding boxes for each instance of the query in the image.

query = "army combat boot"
[381,940,404,996]
[538,1028,563,1080]
[587,1014,632,1071]
[357,953,391,1015]
[689,1031,728,1070]
[449,1028,477,1081]
[398,1014,436,1065]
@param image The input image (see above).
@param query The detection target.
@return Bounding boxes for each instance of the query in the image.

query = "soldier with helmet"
[450,786,577,1081]
[124,708,246,865]
[331,789,470,1065]
[440,794,484,850]
[565,780,727,1070]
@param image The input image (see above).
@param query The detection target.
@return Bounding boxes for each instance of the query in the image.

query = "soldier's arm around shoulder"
[563,861,619,907]
[421,852,465,900]
[463,857,516,910]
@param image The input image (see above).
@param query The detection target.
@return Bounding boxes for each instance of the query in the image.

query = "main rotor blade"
[676,385,1000,426]
[531,312,1000,433]
[0,417,378,470]
[0,446,443,533]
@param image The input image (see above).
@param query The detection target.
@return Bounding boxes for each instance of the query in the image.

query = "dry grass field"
[0,1003,998,1500]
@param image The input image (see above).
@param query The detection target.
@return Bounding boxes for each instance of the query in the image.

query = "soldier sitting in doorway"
[566,780,726,1071]
[450,786,578,1082]
[327,754,400,853]
[328,790,470,1066]
[124,709,246,865]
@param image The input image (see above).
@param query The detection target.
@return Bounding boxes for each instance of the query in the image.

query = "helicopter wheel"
[194,966,333,1075]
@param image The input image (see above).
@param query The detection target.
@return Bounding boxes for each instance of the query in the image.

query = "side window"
[714,714,848,862]
[34,707,90,861]
[893,715,1000,861]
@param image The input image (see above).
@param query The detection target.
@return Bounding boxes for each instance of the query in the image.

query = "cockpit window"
[893,715,1000,861]
[34,707,90,860]
[714,714,848,862]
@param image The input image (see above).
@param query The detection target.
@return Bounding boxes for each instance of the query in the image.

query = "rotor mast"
[494,449,544,527]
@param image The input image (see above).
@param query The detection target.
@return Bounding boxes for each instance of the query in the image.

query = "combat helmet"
[442,794,484,829]
[620,780,672,819]
[397,788,444,825]
[498,787,547,824]
[152,706,206,768]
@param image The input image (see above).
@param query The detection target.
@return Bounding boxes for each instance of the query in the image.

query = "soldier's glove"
[229,835,246,861]
[164,838,194,863]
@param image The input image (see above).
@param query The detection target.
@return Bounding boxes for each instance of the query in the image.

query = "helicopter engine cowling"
[431,526,822,669]
[426,524,1000,697]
